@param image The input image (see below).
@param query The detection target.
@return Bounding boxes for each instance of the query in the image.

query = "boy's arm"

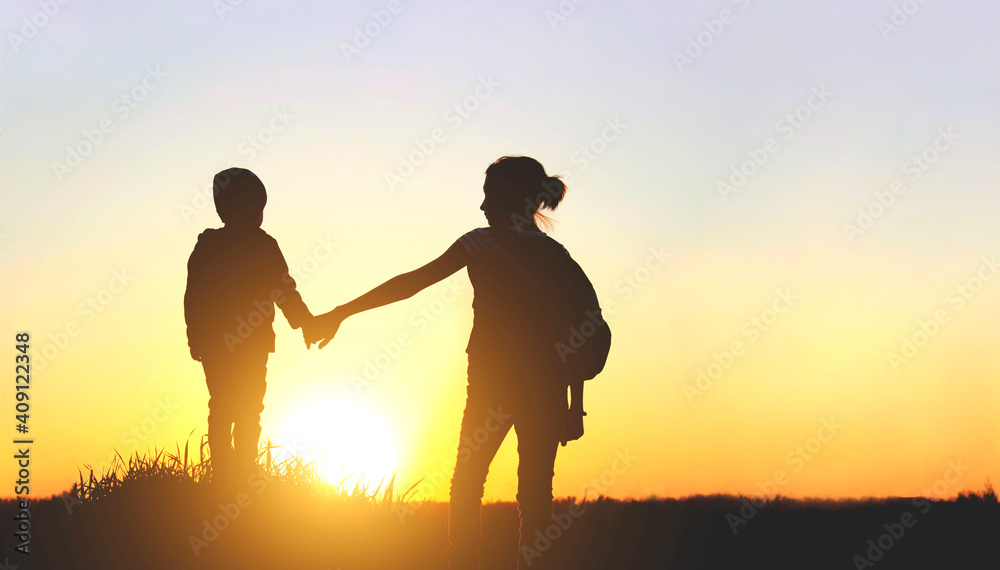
[183,245,206,361]
[265,238,312,330]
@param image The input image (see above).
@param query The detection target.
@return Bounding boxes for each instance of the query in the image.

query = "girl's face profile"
[481,178,501,226]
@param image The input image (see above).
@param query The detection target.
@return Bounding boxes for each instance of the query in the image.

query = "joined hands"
[302,308,346,349]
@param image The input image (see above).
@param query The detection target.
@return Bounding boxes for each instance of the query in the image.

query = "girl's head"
[481,156,566,229]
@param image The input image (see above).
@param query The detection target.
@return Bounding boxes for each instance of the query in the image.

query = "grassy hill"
[1,444,998,569]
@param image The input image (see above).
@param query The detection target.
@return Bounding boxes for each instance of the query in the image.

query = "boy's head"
[213,168,267,226]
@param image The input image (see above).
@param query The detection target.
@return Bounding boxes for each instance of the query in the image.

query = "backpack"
[547,243,612,381]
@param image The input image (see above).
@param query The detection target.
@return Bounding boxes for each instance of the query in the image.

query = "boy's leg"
[232,352,269,474]
[202,357,237,480]
[513,389,564,570]
[449,379,513,570]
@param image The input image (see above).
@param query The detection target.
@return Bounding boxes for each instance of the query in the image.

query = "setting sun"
[271,391,400,487]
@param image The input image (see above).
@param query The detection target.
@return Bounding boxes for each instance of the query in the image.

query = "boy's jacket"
[185,226,310,359]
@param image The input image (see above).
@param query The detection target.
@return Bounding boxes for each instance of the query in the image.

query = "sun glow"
[272,395,400,487]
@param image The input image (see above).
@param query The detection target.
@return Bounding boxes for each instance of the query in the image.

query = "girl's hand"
[316,309,346,349]
[561,409,585,446]
[302,318,323,348]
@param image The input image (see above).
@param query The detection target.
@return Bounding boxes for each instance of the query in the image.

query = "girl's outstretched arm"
[315,241,468,348]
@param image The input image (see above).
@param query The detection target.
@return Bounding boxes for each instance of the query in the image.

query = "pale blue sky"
[2,0,998,255]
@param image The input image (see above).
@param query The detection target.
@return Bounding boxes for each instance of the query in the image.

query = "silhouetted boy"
[184,168,314,481]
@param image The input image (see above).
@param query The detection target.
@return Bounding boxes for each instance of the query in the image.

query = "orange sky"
[3,1,1000,502]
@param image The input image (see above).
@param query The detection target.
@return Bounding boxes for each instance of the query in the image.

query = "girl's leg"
[449,380,513,570]
[514,389,564,570]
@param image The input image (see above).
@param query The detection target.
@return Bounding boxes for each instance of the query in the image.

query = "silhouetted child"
[184,168,316,481]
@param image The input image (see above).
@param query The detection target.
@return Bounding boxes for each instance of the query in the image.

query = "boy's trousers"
[201,350,269,476]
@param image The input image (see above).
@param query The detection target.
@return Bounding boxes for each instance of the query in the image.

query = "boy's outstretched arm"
[264,237,313,337]
[315,241,467,348]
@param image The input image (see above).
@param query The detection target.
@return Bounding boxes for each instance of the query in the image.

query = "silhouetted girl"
[315,156,604,569]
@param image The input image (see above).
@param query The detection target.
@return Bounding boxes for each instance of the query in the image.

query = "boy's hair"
[213,168,267,224]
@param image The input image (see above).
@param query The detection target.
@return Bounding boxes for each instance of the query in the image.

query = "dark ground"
[1,479,998,569]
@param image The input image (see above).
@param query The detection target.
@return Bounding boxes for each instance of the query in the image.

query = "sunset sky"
[2,0,1000,502]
